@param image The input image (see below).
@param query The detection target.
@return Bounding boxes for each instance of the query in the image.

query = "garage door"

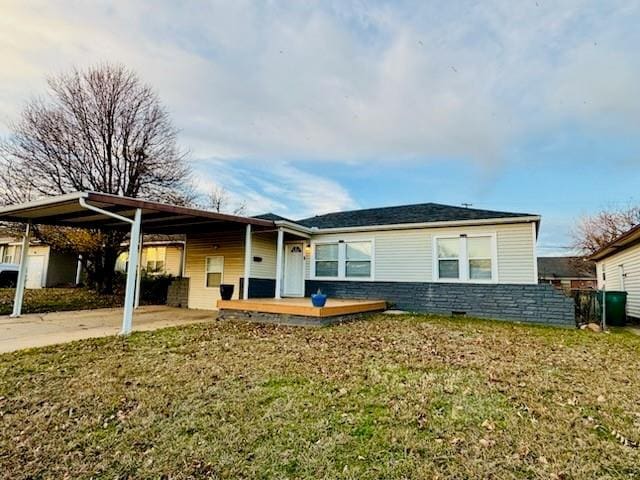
[26,255,45,289]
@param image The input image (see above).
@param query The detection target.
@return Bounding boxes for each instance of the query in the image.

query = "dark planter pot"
[311,293,327,307]
[220,284,234,301]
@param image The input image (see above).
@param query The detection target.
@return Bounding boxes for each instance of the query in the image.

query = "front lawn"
[0,287,122,315]
[1,315,639,478]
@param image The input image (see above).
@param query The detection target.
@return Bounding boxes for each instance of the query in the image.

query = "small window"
[468,237,492,280]
[146,247,166,273]
[437,237,460,279]
[345,241,371,278]
[2,245,20,264]
[205,256,224,288]
[315,243,339,277]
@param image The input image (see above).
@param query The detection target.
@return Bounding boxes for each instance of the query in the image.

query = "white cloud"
[3,1,639,164]
[191,159,357,219]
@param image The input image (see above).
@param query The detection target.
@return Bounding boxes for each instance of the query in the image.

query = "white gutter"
[273,220,313,234]
[0,191,87,215]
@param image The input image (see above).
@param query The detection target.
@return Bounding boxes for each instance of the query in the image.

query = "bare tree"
[0,63,192,292]
[572,205,640,255]
[206,186,247,216]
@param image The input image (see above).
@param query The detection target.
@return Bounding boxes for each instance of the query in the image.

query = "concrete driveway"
[0,306,215,354]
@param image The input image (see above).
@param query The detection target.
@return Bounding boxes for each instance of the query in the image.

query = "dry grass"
[1,314,640,479]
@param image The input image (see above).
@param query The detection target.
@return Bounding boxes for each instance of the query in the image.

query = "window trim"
[310,239,375,281]
[432,233,498,283]
[312,241,340,279]
[204,255,224,289]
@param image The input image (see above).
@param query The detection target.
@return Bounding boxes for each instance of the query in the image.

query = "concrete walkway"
[0,306,215,354]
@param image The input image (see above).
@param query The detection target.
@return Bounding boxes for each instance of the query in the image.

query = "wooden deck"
[217,297,387,318]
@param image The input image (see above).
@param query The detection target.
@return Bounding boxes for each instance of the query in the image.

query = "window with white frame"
[436,237,460,279]
[1,245,21,264]
[205,256,224,288]
[345,241,372,278]
[314,243,339,277]
[468,237,492,280]
[435,235,496,282]
[313,240,373,279]
[145,247,166,273]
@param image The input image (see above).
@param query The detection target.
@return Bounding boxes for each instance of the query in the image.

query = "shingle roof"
[253,213,296,223]
[296,203,535,229]
[537,256,596,279]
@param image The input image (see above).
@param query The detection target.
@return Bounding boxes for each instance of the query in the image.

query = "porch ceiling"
[0,191,275,234]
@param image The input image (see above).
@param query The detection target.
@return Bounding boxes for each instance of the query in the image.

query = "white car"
[0,263,19,287]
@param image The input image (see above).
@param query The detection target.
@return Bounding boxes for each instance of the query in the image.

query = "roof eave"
[305,215,540,233]
[588,224,640,262]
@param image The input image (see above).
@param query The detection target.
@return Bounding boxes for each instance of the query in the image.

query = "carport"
[0,192,274,334]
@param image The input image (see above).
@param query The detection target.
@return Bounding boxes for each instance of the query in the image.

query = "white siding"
[306,221,537,284]
[596,242,640,319]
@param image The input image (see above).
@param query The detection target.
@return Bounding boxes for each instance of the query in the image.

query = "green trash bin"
[597,291,628,326]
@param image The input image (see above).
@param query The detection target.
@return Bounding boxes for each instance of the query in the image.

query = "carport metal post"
[122,209,142,334]
[78,197,141,335]
[11,222,31,317]
[134,231,143,309]
[243,224,252,299]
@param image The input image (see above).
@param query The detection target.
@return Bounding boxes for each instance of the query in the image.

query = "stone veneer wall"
[167,278,190,307]
[305,280,575,327]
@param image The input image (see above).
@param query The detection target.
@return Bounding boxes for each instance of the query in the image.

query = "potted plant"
[311,288,327,307]
[219,284,234,301]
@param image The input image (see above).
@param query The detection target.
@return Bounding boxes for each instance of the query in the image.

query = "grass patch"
[1,314,640,478]
[0,287,122,315]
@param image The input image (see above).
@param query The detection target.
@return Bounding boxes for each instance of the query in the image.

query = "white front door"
[26,255,45,289]
[283,242,305,297]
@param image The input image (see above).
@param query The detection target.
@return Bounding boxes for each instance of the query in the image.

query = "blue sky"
[1,1,640,255]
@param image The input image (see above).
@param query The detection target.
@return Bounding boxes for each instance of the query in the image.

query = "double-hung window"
[468,237,492,280]
[435,234,496,282]
[2,245,21,264]
[314,243,339,277]
[436,238,460,279]
[205,256,224,288]
[345,242,372,278]
[145,247,166,273]
[313,240,373,279]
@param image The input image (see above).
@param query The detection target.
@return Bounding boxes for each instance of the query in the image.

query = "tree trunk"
[101,245,120,294]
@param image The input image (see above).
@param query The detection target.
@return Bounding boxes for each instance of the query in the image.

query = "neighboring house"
[0,193,576,326]
[115,236,185,276]
[589,224,640,321]
[0,237,77,288]
[537,256,596,293]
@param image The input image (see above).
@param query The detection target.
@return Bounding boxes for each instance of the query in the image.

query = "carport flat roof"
[0,191,275,233]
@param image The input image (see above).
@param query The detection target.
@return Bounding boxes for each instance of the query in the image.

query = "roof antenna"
[461,203,473,208]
